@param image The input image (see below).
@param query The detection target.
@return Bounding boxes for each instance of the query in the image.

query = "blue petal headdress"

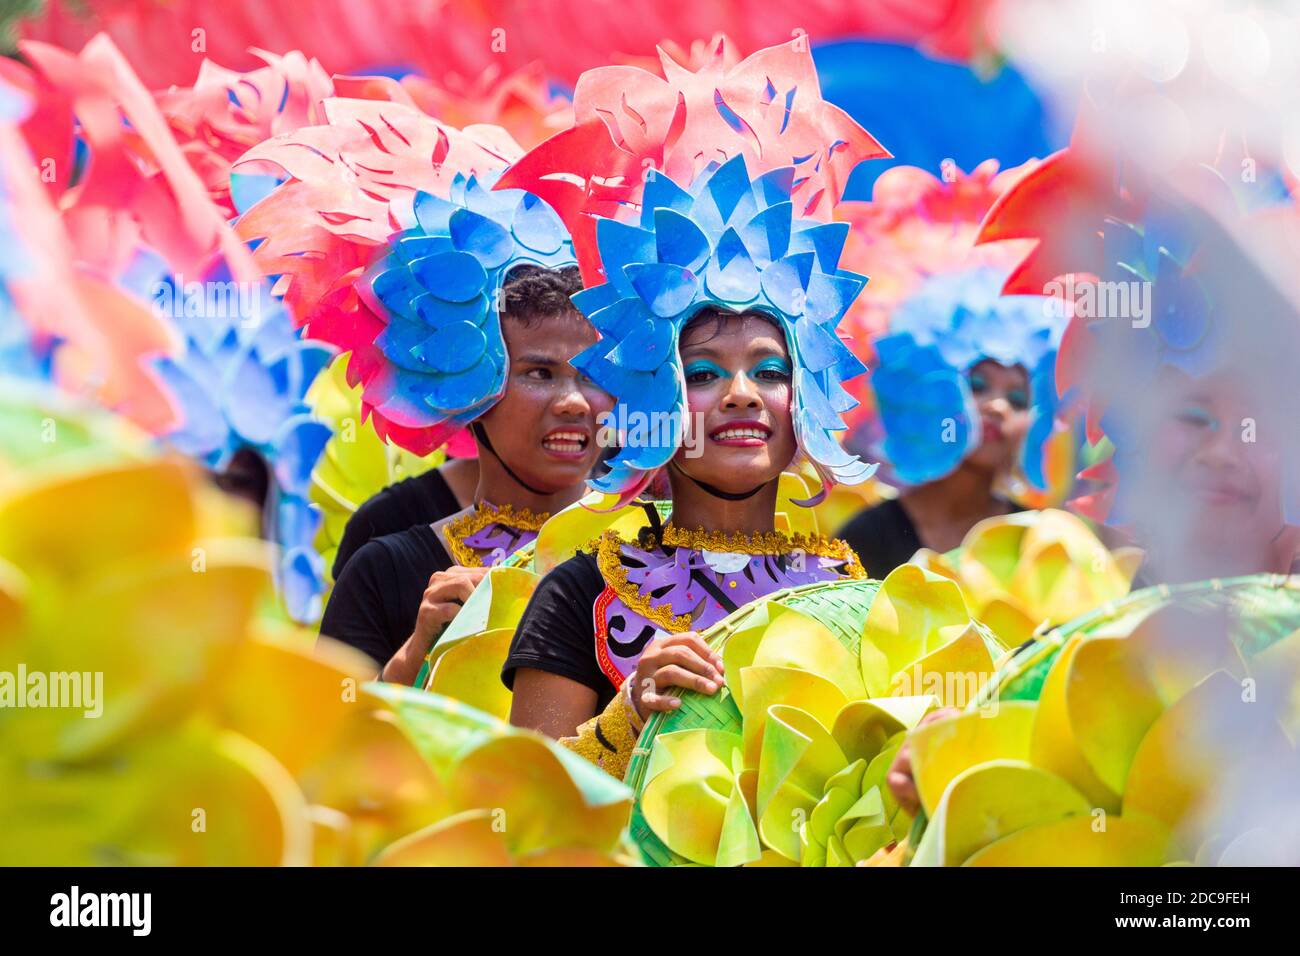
[152,279,334,623]
[353,169,576,444]
[570,154,874,503]
[870,266,1067,487]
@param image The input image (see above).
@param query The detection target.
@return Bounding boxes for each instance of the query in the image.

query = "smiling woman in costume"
[503,155,876,776]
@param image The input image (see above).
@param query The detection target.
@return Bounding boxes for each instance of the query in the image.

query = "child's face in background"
[1141,368,1290,577]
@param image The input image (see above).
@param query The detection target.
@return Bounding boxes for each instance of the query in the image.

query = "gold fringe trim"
[560,686,641,781]
[443,502,550,568]
[593,524,866,632]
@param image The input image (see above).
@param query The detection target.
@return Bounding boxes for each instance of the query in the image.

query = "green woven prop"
[978,574,1300,708]
[626,578,882,866]
[902,573,1300,867]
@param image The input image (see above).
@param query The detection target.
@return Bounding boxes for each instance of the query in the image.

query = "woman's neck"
[899,464,1002,522]
[896,463,1008,554]
[666,472,781,536]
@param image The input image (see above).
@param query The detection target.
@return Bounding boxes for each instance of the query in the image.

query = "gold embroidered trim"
[443,502,550,568]
[560,686,640,780]
[593,524,867,631]
[658,525,867,578]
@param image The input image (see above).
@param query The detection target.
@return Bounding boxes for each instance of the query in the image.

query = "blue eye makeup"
[684,360,729,384]
[750,357,792,380]
[969,371,989,393]
[1007,388,1030,411]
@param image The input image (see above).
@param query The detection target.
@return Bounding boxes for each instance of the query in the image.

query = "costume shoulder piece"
[589,525,864,689]
[439,502,550,568]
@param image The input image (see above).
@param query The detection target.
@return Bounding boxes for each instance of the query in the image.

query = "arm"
[511,669,642,781]
[509,669,598,738]
[381,565,487,685]
[513,633,725,781]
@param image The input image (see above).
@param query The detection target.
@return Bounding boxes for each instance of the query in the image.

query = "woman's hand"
[629,631,725,720]
[886,706,959,816]
[380,565,488,685]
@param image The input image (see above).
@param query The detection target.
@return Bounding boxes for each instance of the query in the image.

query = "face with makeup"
[963,359,1031,474]
[1140,369,1287,572]
[671,309,799,496]
[474,310,614,493]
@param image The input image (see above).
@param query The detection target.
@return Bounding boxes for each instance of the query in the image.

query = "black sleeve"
[319,539,403,669]
[332,494,387,580]
[502,553,607,696]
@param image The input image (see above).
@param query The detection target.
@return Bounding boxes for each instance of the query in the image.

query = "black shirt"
[331,469,461,579]
[837,499,924,579]
[318,524,452,668]
[838,498,1024,579]
[502,551,615,710]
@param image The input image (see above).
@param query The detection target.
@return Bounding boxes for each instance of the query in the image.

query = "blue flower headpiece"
[570,154,874,502]
[152,280,334,623]
[354,169,576,438]
[869,266,1067,488]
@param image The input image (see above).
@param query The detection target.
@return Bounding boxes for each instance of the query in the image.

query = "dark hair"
[680,306,784,347]
[500,264,583,326]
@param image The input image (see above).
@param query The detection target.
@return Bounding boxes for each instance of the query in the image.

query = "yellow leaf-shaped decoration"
[910,547,962,584]
[748,605,867,702]
[976,596,1039,648]
[719,603,780,710]
[451,733,632,856]
[0,555,28,637]
[964,814,1171,866]
[914,759,1090,866]
[831,696,936,765]
[8,546,271,762]
[907,701,1038,817]
[960,514,1033,591]
[756,704,847,861]
[426,628,516,719]
[1065,636,1170,798]
[862,564,972,682]
[887,621,999,707]
[739,665,848,772]
[947,510,1136,641]
[1030,634,1121,810]
[641,729,749,866]
[372,809,514,867]
[300,709,449,858]
[1066,607,1244,799]
[1122,670,1292,852]
[217,635,378,778]
[775,471,819,537]
[418,564,540,703]
[0,459,195,582]
[131,729,312,866]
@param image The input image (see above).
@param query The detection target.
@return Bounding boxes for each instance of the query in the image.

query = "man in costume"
[313,182,614,682]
